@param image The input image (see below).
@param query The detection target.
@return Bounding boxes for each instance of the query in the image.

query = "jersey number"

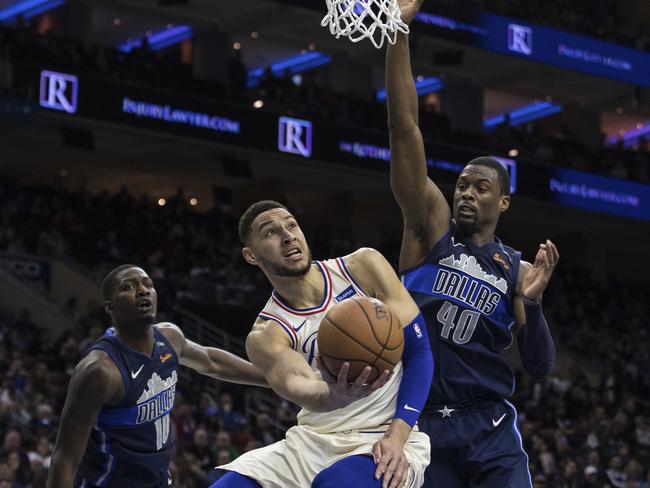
[154,413,170,450]
[437,301,479,345]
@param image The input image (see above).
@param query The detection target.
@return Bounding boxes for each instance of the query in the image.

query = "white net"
[321,0,409,49]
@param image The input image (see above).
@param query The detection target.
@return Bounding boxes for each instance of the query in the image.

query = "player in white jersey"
[211,201,435,488]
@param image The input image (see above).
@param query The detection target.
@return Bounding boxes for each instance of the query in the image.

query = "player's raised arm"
[246,318,390,412]
[156,322,268,387]
[48,352,122,488]
[344,248,434,488]
[387,0,451,269]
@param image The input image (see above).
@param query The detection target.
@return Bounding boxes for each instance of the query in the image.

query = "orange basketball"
[317,296,404,383]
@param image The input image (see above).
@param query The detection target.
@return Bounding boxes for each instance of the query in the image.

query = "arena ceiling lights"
[0,0,64,22]
[117,25,192,53]
[247,51,332,88]
[483,101,563,130]
[607,123,650,149]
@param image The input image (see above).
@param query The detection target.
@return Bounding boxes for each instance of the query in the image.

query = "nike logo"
[404,404,420,413]
[160,353,172,363]
[492,413,507,427]
[294,320,307,332]
[131,365,144,379]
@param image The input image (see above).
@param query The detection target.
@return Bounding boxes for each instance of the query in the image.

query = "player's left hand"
[522,239,559,301]
[372,434,409,488]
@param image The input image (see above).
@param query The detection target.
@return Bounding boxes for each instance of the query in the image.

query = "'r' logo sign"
[278,116,312,157]
[39,70,78,114]
[507,24,533,56]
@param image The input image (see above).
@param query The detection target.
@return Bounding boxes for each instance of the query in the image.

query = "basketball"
[317,296,404,383]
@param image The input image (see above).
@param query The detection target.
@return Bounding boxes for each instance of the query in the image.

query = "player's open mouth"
[137,300,153,311]
[284,248,302,260]
[458,204,475,217]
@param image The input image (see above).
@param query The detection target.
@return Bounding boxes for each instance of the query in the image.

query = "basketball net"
[321,0,409,49]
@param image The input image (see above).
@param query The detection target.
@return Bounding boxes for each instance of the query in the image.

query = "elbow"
[200,359,224,380]
[525,356,556,382]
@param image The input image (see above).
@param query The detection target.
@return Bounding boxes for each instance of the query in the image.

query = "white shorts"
[218,424,430,488]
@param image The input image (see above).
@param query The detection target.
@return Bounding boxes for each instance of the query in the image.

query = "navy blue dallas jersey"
[401,222,521,412]
[76,326,178,488]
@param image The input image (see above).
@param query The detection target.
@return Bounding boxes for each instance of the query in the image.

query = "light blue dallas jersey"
[400,223,521,412]
[76,326,178,488]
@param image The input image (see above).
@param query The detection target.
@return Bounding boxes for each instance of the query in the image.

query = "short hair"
[465,156,511,196]
[101,264,138,301]
[238,200,289,244]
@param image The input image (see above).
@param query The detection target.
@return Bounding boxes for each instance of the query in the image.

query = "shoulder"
[340,248,401,299]
[77,349,118,379]
[155,322,185,357]
[248,316,282,340]
[71,350,121,404]
[246,316,291,351]
[341,247,389,273]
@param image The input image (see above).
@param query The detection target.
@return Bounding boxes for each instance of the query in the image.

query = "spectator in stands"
[215,431,240,462]
[216,392,246,434]
[1,429,31,487]
[188,427,215,473]
[251,411,278,446]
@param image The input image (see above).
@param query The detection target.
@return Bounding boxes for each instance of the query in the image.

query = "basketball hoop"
[321,0,409,49]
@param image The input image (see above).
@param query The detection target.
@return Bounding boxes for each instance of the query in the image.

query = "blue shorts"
[419,399,531,488]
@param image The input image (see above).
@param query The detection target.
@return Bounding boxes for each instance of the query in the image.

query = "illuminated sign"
[39,70,78,114]
[278,0,650,85]
[278,116,312,157]
[31,67,650,222]
[339,141,390,161]
[414,6,650,86]
[492,156,518,194]
[121,97,240,134]
[338,140,518,193]
[547,168,648,221]
[507,23,533,55]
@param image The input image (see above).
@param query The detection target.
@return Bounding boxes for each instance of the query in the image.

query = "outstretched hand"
[317,356,392,410]
[397,0,425,25]
[372,422,411,488]
[522,239,559,302]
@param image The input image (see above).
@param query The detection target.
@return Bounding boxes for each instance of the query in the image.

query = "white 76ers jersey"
[259,258,403,434]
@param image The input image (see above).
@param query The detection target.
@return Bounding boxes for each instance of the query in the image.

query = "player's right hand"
[316,356,392,409]
[397,0,425,25]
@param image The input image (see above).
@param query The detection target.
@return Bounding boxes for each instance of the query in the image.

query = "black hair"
[101,264,138,301]
[238,200,289,244]
[465,156,511,196]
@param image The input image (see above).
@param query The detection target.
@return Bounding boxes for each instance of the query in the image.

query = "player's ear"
[242,246,258,266]
[104,300,113,315]
[499,195,510,213]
